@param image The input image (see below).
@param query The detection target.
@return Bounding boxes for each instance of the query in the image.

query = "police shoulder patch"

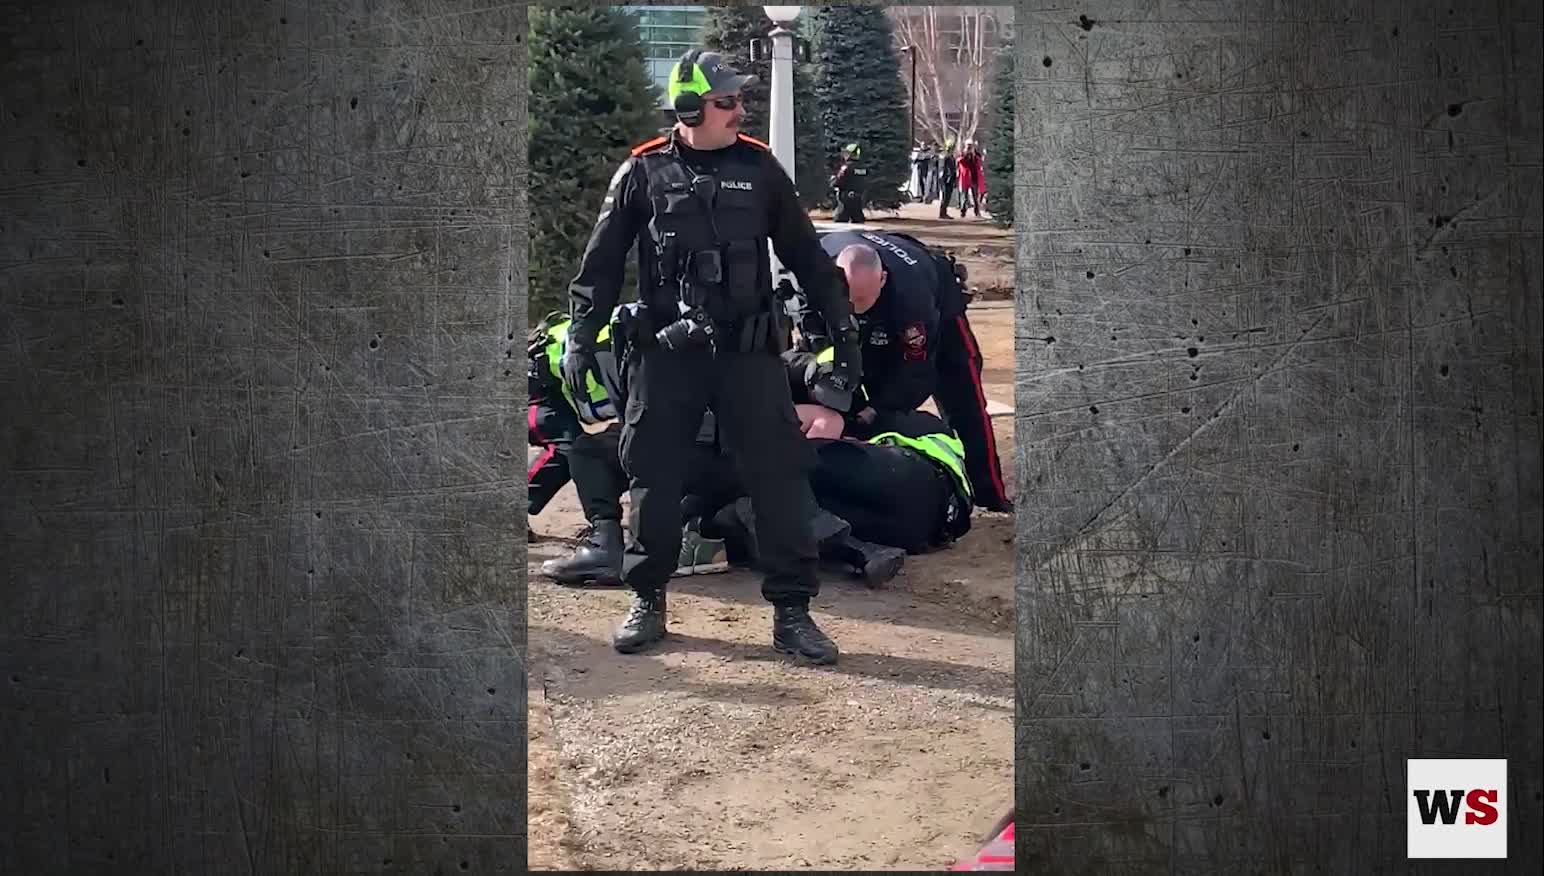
[902,321,928,361]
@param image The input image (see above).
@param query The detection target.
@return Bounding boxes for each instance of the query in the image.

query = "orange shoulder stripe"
[736,133,771,150]
[630,136,668,156]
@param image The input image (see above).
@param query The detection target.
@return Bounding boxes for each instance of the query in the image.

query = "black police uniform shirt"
[566,131,851,347]
[834,161,867,193]
[819,230,940,414]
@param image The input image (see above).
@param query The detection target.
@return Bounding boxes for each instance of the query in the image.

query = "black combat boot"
[772,602,838,665]
[613,589,667,654]
[540,519,623,586]
[821,532,906,588]
[856,540,906,588]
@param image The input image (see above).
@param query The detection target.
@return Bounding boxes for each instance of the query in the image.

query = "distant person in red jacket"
[956,141,984,218]
[976,146,988,208]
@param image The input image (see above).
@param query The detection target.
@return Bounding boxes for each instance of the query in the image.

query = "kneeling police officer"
[526,309,630,584]
[560,49,863,664]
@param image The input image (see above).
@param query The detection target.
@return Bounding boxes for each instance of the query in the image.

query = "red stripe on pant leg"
[955,315,1009,502]
[528,402,557,480]
[528,445,557,481]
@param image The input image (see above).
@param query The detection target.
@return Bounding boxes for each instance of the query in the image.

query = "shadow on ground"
[529,619,1013,711]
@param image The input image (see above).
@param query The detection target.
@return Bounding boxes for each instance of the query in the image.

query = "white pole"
[768,25,795,186]
[767,24,795,280]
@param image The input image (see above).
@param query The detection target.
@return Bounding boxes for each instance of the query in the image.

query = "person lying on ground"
[530,309,901,588]
[671,348,975,574]
[795,229,1013,511]
[539,407,910,588]
[782,351,975,555]
[531,313,970,586]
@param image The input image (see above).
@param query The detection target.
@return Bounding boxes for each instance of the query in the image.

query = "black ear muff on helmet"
[672,49,705,127]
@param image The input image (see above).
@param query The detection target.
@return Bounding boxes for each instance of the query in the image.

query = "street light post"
[763,6,801,278]
[899,44,917,149]
[763,6,800,181]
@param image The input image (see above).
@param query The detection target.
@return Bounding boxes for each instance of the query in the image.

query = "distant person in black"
[830,143,868,224]
[935,140,957,218]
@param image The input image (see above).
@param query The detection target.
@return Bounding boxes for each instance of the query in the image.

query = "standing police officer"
[560,49,863,664]
[830,143,868,224]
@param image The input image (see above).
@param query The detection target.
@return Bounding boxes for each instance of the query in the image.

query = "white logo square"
[1407,758,1507,859]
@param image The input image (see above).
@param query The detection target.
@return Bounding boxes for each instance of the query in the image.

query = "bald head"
[836,244,885,313]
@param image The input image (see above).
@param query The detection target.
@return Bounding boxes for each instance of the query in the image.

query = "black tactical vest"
[835,161,867,195]
[635,142,777,344]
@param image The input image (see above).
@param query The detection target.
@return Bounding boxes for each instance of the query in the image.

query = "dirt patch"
[526,683,577,871]
[528,573,1013,871]
[526,468,1016,869]
[902,512,1016,627]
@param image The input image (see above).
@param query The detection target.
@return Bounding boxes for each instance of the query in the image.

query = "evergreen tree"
[806,5,910,211]
[700,7,827,208]
[529,6,660,317]
[789,57,829,209]
[984,45,1015,228]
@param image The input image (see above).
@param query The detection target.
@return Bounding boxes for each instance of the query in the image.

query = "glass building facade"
[619,5,708,108]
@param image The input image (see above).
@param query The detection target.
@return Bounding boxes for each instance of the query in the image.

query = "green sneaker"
[673,520,730,577]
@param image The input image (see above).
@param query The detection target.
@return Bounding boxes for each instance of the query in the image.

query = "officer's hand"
[855,406,877,426]
[812,336,862,413]
[795,403,846,440]
[559,348,597,402]
[809,378,853,415]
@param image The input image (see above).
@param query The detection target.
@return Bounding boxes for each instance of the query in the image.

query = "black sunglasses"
[709,95,741,110]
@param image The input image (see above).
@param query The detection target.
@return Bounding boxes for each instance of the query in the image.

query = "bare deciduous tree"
[887,6,1004,148]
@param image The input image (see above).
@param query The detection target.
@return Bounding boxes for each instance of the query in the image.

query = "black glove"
[809,313,862,413]
[560,324,599,402]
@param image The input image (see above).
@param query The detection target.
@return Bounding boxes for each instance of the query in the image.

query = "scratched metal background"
[0,1,528,871]
[1014,0,1542,872]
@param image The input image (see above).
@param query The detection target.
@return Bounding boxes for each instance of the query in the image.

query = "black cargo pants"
[619,345,820,604]
[833,189,866,224]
